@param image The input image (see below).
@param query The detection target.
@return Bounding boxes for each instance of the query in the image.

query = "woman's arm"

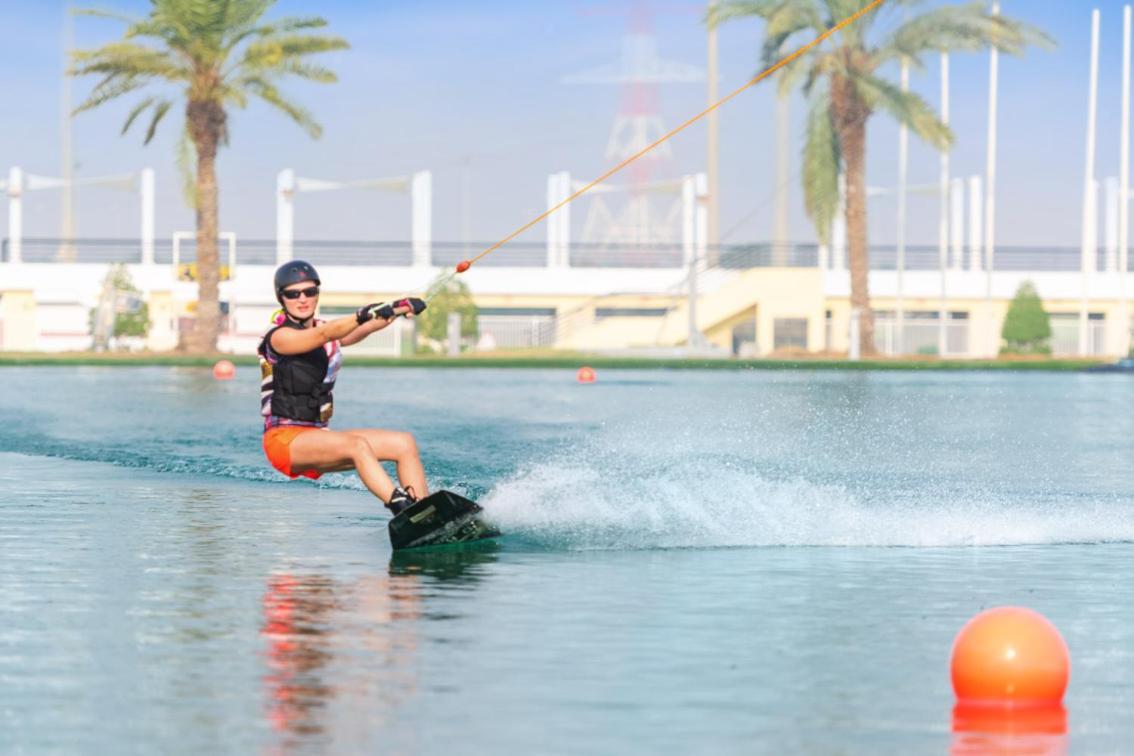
[340,311,398,346]
[340,298,428,348]
[270,313,369,355]
[271,301,421,354]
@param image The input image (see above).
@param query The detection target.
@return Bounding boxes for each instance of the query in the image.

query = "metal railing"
[1050,319,1107,356]
[475,314,557,349]
[861,244,1122,272]
[873,316,970,356]
[4,236,1132,273]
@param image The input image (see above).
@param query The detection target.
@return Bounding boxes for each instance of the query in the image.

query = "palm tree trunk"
[186,100,223,353]
[832,76,876,357]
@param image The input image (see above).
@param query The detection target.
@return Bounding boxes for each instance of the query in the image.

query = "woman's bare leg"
[343,429,429,497]
[288,430,397,503]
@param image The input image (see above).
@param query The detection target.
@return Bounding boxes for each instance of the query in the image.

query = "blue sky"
[0,1,1125,247]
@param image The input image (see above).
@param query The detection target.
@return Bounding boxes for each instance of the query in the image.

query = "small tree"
[1001,281,1051,355]
[415,276,478,352]
[91,264,151,349]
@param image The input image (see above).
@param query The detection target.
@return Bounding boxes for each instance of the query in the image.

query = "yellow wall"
[145,291,179,351]
[0,291,37,351]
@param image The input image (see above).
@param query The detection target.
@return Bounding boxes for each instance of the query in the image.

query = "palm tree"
[70,1,348,353]
[709,1,1048,356]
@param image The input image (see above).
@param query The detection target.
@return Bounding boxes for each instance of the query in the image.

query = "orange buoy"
[456,260,471,273]
[576,366,596,383]
[951,607,1070,706]
[212,359,236,380]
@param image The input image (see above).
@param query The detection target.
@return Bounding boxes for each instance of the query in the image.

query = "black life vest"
[258,321,340,425]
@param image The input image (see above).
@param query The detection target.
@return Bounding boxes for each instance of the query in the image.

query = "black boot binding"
[386,486,418,516]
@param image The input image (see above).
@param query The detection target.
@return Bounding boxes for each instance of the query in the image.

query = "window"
[476,307,555,317]
[595,307,669,319]
[731,318,757,356]
[773,318,808,350]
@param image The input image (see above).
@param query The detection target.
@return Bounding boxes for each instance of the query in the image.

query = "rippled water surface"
[2,366,1133,753]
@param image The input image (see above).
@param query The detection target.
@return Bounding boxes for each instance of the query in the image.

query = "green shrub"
[1000,281,1051,355]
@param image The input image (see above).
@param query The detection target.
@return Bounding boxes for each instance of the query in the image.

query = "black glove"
[355,302,395,324]
[396,297,427,316]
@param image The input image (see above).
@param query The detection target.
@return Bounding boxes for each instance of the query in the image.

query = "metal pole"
[1081,9,1101,357]
[693,173,709,348]
[560,172,571,266]
[706,0,720,254]
[984,0,1001,357]
[896,59,909,356]
[411,170,432,267]
[773,95,791,264]
[7,167,23,264]
[682,174,697,346]
[140,168,154,265]
[1121,5,1132,355]
[276,169,294,264]
[60,3,75,261]
[1106,177,1120,272]
[938,53,951,357]
[462,156,472,260]
[950,178,964,271]
[546,172,559,266]
[968,176,983,273]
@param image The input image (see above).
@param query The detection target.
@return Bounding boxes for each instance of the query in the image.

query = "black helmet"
[274,260,321,301]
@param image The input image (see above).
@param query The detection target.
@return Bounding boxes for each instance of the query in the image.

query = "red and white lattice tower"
[563,4,703,247]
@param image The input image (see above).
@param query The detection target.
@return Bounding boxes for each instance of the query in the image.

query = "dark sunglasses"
[282,286,320,300]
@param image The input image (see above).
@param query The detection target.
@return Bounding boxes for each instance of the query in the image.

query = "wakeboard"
[388,490,500,551]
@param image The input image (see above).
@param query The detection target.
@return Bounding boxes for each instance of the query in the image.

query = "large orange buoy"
[576,366,596,384]
[212,359,236,380]
[951,607,1070,706]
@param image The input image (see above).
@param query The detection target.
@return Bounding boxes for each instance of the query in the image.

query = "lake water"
[2,366,1132,753]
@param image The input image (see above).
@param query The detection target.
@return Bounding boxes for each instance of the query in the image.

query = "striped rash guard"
[258,319,343,430]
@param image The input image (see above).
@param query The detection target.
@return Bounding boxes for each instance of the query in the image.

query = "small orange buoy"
[212,359,236,380]
[456,260,471,273]
[951,607,1070,706]
[576,366,596,383]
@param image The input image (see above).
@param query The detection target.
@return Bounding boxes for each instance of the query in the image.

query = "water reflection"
[388,543,501,581]
[261,574,344,738]
[259,548,498,747]
[950,703,1068,755]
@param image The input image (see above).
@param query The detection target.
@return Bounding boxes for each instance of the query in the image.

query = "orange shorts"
[263,426,323,480]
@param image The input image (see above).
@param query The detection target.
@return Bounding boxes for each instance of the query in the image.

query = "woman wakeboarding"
[259,260,428,515]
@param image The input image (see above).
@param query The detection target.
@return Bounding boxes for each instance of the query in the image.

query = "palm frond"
[225,15,329,52]
[144,99,174,144]
[802,84,841,243]
[707,0,782,30]
[73,75,145,115]
[244,78,322,138]
[121,96,158,134]
[73,7,137,23]
[875,2,1055,67]
[222,0,274,31]
[241,34,349,68]
[71,42,185,80]
[760,1,825,66]
[274,61,338,83]
[854,72,952,150]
